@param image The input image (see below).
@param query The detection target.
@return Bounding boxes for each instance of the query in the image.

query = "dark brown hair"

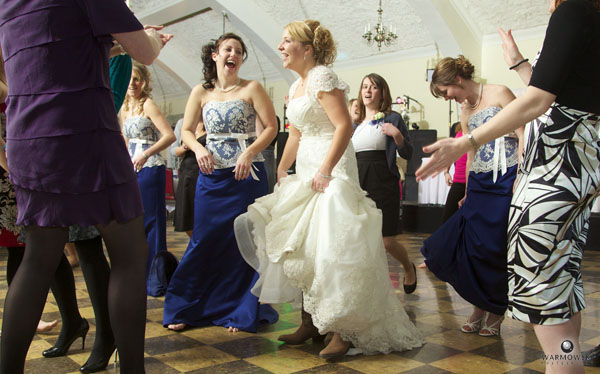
[429,55,475,98]
[201,33,248,90]
[356,73,393,124]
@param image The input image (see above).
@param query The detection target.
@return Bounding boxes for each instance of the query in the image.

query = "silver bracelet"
[318,172,332,179]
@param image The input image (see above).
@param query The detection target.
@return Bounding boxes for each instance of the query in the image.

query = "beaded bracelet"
[509,58,529,70]
[318,172,332,179]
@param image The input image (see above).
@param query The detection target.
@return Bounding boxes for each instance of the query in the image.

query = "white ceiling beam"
[135,0,294,90]
[408,0,462,58]
[136,0,213,91]
[210,0,295,84]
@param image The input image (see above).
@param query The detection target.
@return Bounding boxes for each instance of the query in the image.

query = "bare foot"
[64,243,79,267]
[37,320,58,333]
[167,323,186,331]
[228,326,239,332]
[417,262,427,269]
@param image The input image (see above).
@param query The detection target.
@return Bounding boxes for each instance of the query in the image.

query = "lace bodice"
[123,115,164,168]
[202,99,264,169]
[468,106,519,175]
[287,65,349,138]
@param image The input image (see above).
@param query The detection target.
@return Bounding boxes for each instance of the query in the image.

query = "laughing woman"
[416,1,600,369]
[235,20,423,358]
[421,56,523,337]
[121,62,176,285]
[163,33,278,332]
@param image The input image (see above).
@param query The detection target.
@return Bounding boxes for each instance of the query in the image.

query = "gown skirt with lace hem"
[235,64,423,355]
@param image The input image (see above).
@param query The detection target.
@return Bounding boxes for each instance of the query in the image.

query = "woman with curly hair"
[162,33,278,333]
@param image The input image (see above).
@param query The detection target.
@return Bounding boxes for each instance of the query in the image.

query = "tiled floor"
[3,227,600,373]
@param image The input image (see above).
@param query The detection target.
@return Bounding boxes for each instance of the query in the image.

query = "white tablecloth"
[418,157,451,205]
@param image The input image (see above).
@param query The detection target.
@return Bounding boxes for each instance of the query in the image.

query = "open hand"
[498,27,524,67]
[415,137,466,181]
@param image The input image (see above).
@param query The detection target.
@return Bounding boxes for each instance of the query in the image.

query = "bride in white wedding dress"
[235,20,423,358]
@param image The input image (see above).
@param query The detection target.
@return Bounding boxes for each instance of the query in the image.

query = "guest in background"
[121,62,176,284]
[256,116,278,193]
[441,121,468,222]
[349,98,359,124]
[352,73,416,293]
[173,121,206,237]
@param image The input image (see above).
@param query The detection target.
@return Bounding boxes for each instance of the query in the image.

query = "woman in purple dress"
[0,1,171,373]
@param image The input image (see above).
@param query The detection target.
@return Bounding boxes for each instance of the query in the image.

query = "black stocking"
[96,216,147,373]
[6,246,25,285]
[75,236,115,363]
[0,226,68,374]
[7,246,83,343]
[50,252,84,350]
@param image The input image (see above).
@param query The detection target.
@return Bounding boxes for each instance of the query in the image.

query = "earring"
[304,55,306,61]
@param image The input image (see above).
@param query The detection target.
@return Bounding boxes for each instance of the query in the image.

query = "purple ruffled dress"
[0,0,144,227]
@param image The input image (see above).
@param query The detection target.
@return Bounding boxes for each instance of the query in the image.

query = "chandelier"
[362,0,398,51]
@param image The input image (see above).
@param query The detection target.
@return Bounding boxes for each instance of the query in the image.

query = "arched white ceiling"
[129,0,550,103]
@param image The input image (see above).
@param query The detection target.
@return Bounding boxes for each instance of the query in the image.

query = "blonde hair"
[123,62,152,115]
[285,20,336,66]
[430,55,475,98]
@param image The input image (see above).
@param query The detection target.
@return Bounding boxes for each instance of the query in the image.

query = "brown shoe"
[278,309,326,345]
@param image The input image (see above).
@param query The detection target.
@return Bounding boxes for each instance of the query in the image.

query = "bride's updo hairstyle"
[430,55,475,98]
[285,20,336,66]
[201,32,248,90]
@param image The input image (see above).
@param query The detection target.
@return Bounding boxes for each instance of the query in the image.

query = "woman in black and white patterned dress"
[417,0,600,370]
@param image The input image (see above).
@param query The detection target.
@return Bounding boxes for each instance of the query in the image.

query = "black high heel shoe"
[79,345,118,373]
[42,318,89,358]
[403,263,417,294]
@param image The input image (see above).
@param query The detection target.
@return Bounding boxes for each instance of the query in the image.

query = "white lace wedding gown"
[235,65,423,354]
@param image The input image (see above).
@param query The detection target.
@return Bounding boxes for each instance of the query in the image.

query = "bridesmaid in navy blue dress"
[121,62,176,286]
[163,33,278,332]
[421,56,523,337]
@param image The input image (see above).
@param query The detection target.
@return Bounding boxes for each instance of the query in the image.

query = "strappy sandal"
[460,314,484,333]
[479,313,504,337]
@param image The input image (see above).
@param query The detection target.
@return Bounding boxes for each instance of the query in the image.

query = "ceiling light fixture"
[362,0,398,51]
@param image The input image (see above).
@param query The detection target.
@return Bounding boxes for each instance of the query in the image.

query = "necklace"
[468,83,483,110]
[215,78,241,93]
